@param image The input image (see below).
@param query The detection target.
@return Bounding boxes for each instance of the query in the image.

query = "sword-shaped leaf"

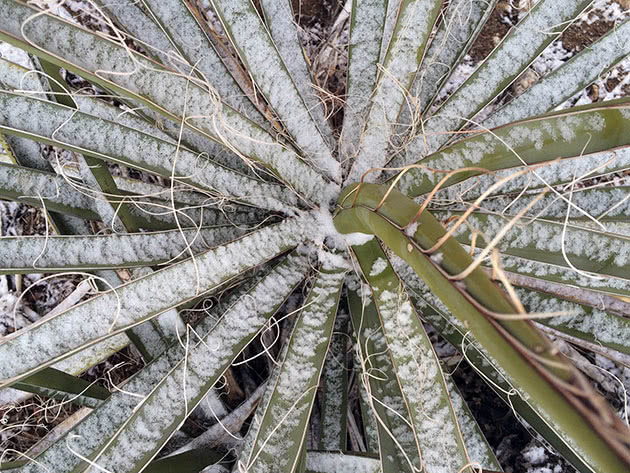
[351,239,473,473]
[406,0,593,158]
[348,0,442,181]
[397,100,630,197]
[238,266,345,473]
[0,0,331,203]
[0,226,247,273]
[0,217,311,387]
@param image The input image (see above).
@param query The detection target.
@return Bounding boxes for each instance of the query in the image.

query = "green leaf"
[398,100,630,197]
[485,17,630,130]
[445,211,630,284]
[209,0,339,181]
[347,276,420,473]
[340,0,387,161]
[0,226,246,273]
[406,0,593,158]
[333,182,630,473]
[351,239,473,473]
[11,367,110,408]
[0,0,331,203]
[348,0,443,181]
[392,256,595,473]
[0,218,310,387]
[238,266,345,473]
[305,451,380,473]
[16,253,310,473]
[318,308,349,450]
[0,90,295,213]
[411,0,498,116]
[143,447,225,473]
[0,161,100,220]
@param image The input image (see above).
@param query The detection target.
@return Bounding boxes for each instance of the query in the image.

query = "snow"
[0,41,32,68]
[241,269,345,473]
[0,1,331,205]
[369,257,387,276]
[348,0,441,182]
[211,0,340,182]
[340,0,387,163]
[0,216,314,384]
[0,91,297,213]
[306,452,380,473]
[407,0,594,161]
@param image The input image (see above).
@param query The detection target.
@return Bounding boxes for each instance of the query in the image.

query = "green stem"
[333,182,630,473]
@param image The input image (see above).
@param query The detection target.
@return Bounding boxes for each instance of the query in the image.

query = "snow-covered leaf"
[16,252,310,473]
[238,267,345,473]
[348,0,442,181]
[406,0,594,158]
[0,226,247,273]
[398,101,630,197]
[351,239,473,473]
[0,217,312,387]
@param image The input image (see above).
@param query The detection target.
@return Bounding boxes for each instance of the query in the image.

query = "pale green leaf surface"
[259,0,334,147]
[239,267,345,473]
[340,0,387,161]
[306,451,380,473]
[0,1,331,203]
[0,217,312,386]
[319,308,349,450]
[0,226,247,273]
[210,0,340,181]
[81,254,311,473]
[405,0,593,159]
[347,278,419,473]
[484,17,630,130]
[398,102,630,197]
[353,239,473,473]
[0,91,294,212]
[348,0,442,182]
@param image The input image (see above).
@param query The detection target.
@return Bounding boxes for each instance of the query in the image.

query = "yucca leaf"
[15,253,310,473]
[0,53,266,179]
[514,287,630,357]
[10,367,110,408]
[0,161,100,220]
[305,451,380,473]
[0,91,294,212]
[333,182,630,472]
[347,278,420,473]
[466,186,630,223]
[0,217,311,387]
[392,257,595,473]
[431,146,630,206]
[398,100,630,197]
[411,0,498,116]
[351,239,473,473]
[259,0,334,146]
[134,0,265,126]
[485,17,630,130]
[209,0,339,181]
[318,308,349,450]
[348,0,442,181]
[238,266,345,473]
[143,447,225,473]
[445,211,630,284]
[0,226,247,273]
[340,0,387,161]
[0,0,331,203]
[82,254,312,473]
[407,0,593,158]
[445,377,503,472]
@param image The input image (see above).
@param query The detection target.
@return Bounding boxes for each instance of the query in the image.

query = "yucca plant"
[0,0,630,471]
